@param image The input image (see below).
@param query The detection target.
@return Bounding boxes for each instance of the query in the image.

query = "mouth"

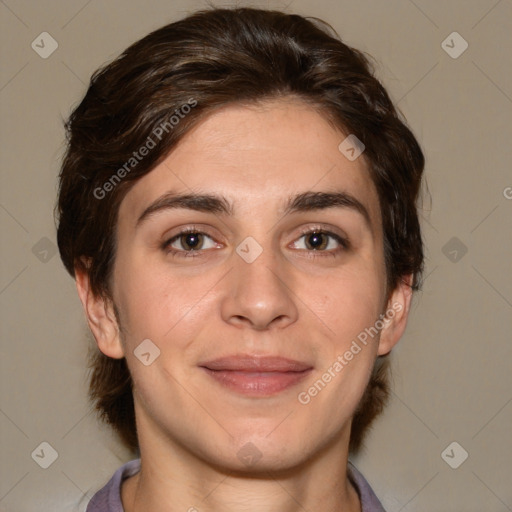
[198,355,313,397]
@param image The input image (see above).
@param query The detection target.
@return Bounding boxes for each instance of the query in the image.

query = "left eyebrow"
[283,191,372,229]
[136,189,372,230]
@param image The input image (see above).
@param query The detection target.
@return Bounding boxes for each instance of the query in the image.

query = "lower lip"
[201,368,313,396]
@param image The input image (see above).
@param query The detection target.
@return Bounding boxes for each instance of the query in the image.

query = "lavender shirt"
[86,459,386,511]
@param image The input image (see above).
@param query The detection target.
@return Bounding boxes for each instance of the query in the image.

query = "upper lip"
[199,355,313,372]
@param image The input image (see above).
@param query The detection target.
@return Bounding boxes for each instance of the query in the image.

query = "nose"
[220,241,299,330]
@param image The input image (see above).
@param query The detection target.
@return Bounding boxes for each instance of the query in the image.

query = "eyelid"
[295,221,348,240]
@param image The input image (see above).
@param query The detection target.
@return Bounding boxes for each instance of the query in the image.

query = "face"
[80,98,411,472]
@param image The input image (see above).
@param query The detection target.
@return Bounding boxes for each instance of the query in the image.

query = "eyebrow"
[136,190,372,229]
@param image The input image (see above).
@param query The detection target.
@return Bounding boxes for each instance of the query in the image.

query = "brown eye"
[177,232,204,251]
[304,232,329,250]
[290,229,349,256]
[163,230,219,257]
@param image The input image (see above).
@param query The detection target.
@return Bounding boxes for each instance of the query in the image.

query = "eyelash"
[161,226,349,260]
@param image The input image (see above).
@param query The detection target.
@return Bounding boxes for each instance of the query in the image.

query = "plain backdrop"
[1,1,511,511]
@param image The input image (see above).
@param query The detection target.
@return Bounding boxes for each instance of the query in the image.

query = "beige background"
[1,0,511,511]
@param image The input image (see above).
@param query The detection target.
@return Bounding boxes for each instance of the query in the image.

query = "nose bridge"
[220,234,298,329]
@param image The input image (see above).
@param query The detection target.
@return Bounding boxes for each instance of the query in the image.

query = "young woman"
[57,7,424,511]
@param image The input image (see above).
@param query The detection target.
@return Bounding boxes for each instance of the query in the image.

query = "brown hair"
[57,7,424,454]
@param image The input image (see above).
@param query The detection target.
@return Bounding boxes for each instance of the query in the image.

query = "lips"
[199,355,313,396]
[199,355,313,372]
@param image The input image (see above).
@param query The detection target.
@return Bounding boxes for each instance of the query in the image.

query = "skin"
[76,97,412,512]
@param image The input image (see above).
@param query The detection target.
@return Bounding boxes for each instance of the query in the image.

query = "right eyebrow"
[136,191,233,227]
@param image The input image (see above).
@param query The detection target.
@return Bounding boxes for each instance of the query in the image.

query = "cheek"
[112,255,216,359]
[297,280,383,433]
[312,266,385,348]
[111,256,175,345]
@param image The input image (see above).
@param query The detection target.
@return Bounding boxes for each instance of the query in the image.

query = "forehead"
[119,98,381,225]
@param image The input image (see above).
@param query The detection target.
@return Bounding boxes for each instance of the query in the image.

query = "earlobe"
[377,274,414,356]
[75,267,125,359]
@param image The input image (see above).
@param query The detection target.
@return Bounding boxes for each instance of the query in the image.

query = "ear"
[377,274,414,356]
[75,266,125,359]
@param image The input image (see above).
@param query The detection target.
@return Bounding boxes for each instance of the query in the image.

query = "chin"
[207,429,312,474]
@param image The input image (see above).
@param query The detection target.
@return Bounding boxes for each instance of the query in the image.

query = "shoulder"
[86,459,141,512]
[347,461,387,512]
